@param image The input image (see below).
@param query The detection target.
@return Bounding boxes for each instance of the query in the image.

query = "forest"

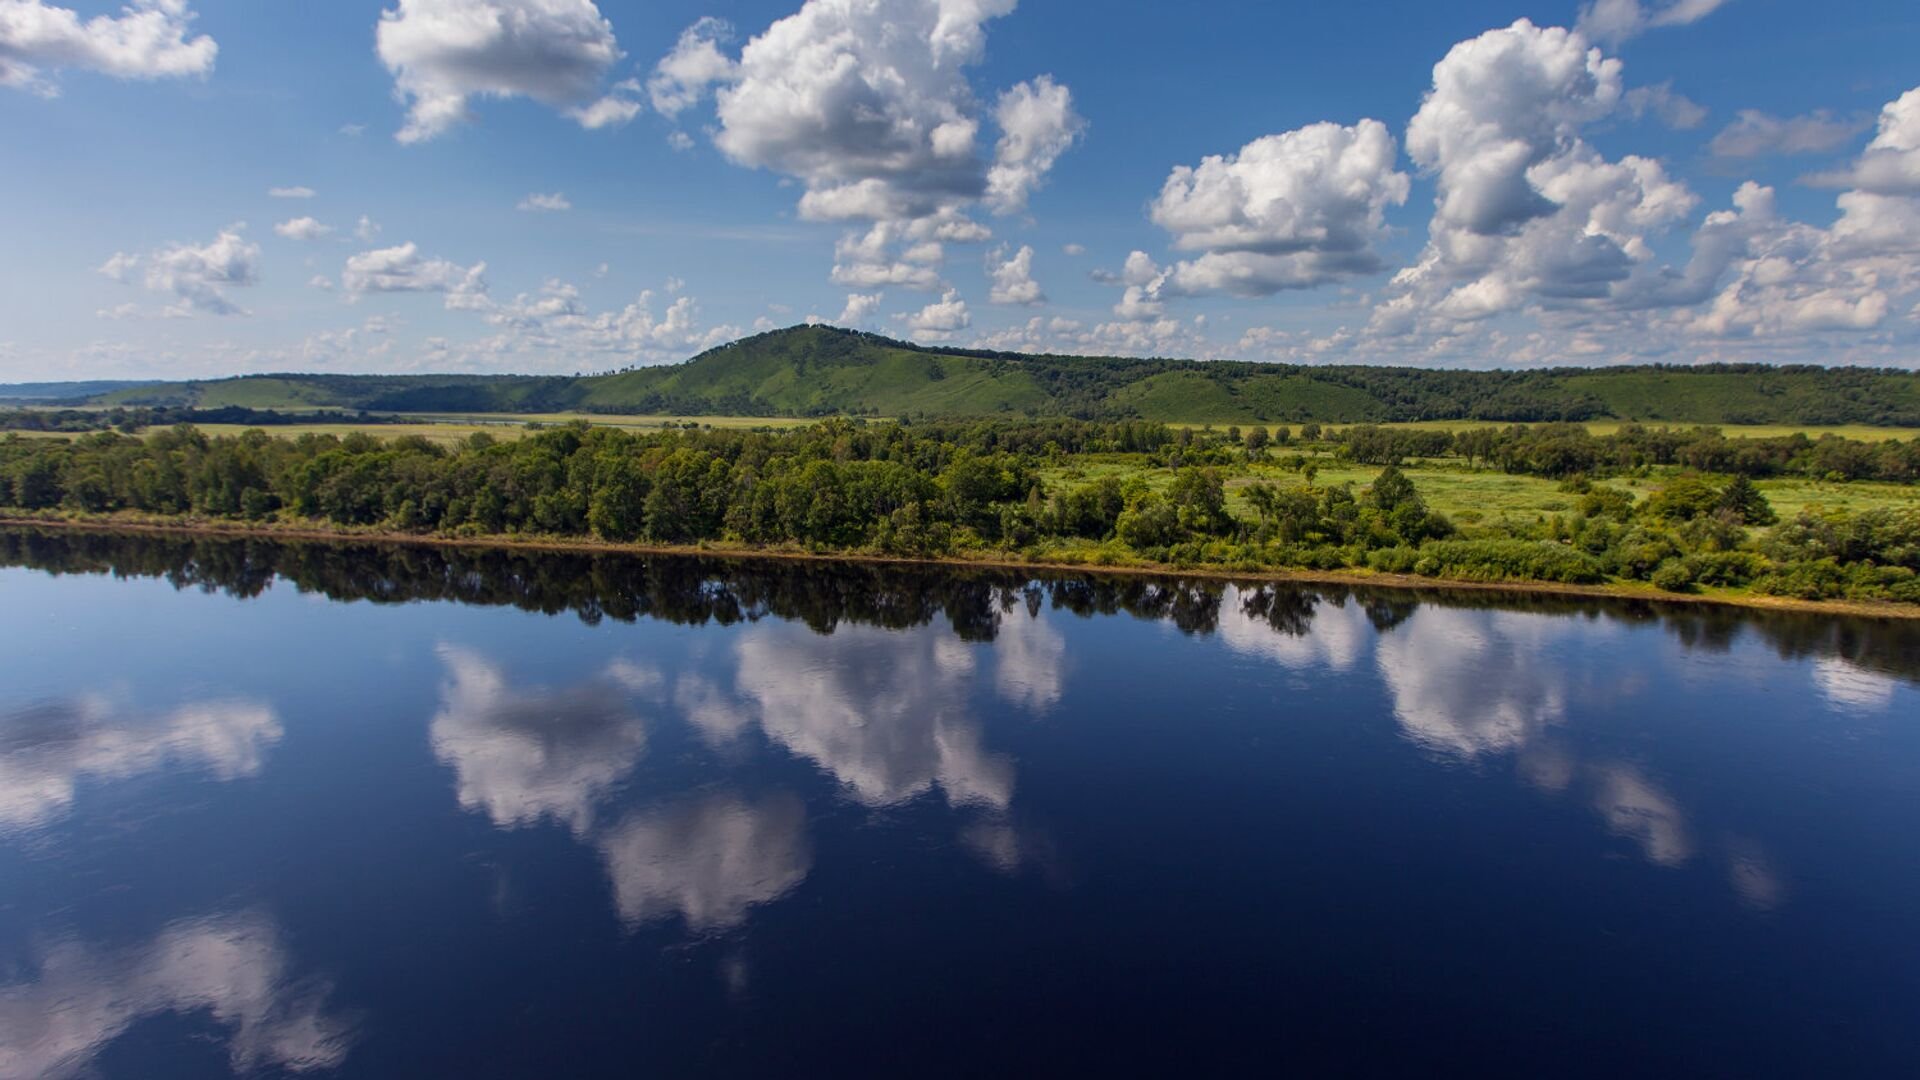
[23,326,1920,426]
[1,417,1917,606]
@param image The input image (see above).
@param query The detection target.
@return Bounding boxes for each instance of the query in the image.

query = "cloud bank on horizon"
[4,0,1919,378]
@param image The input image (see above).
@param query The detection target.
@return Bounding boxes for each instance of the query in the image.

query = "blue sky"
[2,0,1918,379]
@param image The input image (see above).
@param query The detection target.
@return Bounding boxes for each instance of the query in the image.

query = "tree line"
[1,418,1916,604]
[4,525,1915,681]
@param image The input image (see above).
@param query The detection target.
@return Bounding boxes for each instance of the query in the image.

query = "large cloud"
[1371,21,1699,337]
[0,911,352,1078]
[376,0,639,143]
[662,0,1080,288]
[1140,118,1410,299]
[0,0,215,97]
[1405,20,1627,237]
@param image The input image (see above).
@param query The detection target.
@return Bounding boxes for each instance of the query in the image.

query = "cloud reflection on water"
[0,911,353,1079]
[1216,587,1794,901]
[0,695,282,833]
[714,622,1018,810]
[429,646,816,934]
[597,793,813,931]
[430,645,655,834]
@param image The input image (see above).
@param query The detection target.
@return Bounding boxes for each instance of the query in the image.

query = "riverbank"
[6,511,1918,622]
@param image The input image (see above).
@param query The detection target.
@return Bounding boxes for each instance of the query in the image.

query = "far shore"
[6,511,1918,622]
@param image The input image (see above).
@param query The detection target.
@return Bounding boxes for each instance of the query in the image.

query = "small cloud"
[517,192,572,213]
[354,215,381,242]
[308,275,335,291]
[1062,243,1086,256]
[338,123,366,138]
[1709,109,1867,159]
[569,94,641,131]
[665,276,684,294]
[667,131,694,151]
[98,251,140,283]
[269,186,316,199]
[1625,82,1707,130]
[274,216,333,241]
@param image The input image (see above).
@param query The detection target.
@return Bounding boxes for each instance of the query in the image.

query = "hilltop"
[6,325,1919,426]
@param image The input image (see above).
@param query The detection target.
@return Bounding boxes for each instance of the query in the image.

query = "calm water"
[0,529,1917,1077]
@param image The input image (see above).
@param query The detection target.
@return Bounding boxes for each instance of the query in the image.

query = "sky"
[2,0,1918,380]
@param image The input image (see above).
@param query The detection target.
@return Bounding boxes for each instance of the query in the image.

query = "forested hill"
[12,325,1920,426]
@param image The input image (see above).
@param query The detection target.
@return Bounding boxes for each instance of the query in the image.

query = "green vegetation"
[18,325,1920,426]
[3,417,1916,608]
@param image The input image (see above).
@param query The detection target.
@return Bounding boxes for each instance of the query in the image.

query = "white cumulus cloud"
[0,0,216,97]
[273,216,332,241]
[907,287,970,339]
[647,15,733,119]
[985,74,1084,215]
[836,290,882,325]
[670,0,1080,289]
[1143,118,1409,299]
[342,241,489,309]
[99,224,260,317]
[987,244,1044,305]
[1806,87,1920,195]
[375,0,634,143]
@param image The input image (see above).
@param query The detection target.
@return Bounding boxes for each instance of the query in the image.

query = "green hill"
[23,325,1920,426]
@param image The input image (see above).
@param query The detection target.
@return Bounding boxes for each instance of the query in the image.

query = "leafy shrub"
[1412,539,1605,584]
[1651,559,1696,592]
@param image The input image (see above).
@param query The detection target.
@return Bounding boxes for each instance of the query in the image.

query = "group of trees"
[0,405,405,434]
[1333,422,1920,483]
[2,416,1916,604]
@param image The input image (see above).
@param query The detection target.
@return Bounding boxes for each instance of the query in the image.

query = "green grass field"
[1038,455,1920,526]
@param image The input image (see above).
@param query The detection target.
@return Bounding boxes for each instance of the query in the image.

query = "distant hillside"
[38,325,1920,426]
[0,380,154,404]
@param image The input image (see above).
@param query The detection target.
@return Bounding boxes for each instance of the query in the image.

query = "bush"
[1413,539,1605,584]
[1683,550,1769,587]
[1651,559,1696,592]
[1365,546,1420,573]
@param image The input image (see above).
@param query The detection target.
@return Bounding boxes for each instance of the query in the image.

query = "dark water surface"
[1,528,1917,1077]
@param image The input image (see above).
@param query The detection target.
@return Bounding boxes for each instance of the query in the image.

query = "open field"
[1038,456,1920,527]
[398,412,835,430]
[1188,420,1920,442]
[6,413,837,445]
